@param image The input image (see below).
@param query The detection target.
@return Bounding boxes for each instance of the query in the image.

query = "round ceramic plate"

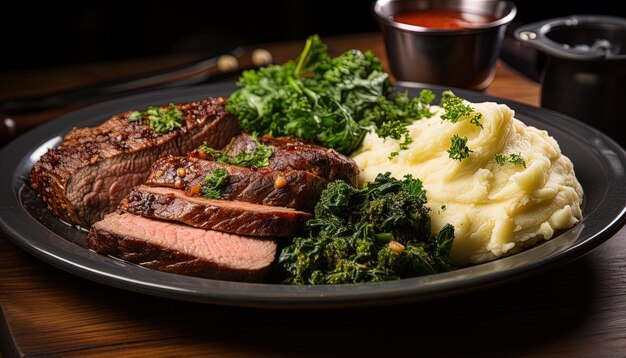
[1,82,625,309]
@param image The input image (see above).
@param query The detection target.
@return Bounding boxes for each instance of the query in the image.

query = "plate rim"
[1,81,625,309]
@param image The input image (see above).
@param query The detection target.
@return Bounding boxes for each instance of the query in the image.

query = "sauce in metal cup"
[373,0,517,91]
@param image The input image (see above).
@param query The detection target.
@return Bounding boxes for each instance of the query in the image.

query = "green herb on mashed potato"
[278,172,455,284]
[495,153,526,168]
[448,134,473,161]
[227,35,435,155]
[439,90,483,161]
[440,90,483,128]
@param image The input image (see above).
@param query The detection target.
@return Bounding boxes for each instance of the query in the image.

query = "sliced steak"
[120,185,311,237]
[145,156,326,212]
[87,212,276,282]
[30,98,240,227]
[225,133,359,186]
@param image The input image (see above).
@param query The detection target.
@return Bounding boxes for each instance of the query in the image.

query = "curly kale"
[279,173,455,285]
[227,35,435,155]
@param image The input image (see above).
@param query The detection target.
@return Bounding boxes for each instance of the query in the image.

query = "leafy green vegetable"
[201,168,229,199]
[495,153,526,168]
[278,172,455,284]
[197,133,274,168]
[128,103,184,134]
[448,134,473,161]
[227,35,435,155]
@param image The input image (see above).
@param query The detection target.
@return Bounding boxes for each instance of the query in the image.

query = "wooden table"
[1,33,625,357]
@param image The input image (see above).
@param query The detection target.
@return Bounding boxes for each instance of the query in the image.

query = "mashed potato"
[351,101,583,265]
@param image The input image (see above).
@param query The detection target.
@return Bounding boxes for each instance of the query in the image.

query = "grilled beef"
[120,185,311,237]
[225,133,359,186]
[30,98,240,227]
[145,156,326,212]
[87,212,276,282]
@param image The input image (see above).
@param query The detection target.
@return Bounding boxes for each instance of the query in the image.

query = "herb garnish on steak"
[29,97,240,227]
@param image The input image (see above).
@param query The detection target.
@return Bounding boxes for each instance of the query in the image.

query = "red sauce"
[393,9,497,29]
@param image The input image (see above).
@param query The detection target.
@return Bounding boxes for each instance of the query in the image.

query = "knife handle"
[0,48,273,145]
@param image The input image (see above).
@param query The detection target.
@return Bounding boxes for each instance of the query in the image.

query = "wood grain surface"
[1,33,625,357]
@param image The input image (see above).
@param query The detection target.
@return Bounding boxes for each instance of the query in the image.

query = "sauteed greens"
[227,35,435,155]
[279,173,455,284]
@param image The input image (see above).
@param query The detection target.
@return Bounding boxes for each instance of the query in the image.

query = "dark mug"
[515,15,626,147]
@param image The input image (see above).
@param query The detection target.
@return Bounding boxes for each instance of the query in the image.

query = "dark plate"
[1,82,625,309]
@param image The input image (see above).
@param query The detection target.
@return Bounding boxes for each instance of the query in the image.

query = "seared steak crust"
[120,185,311,237]
[226,133,359,186]
[30,98,240,227]
[87,212,276,282]
[145,156,326,212]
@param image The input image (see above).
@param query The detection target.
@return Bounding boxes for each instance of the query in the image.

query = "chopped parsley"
[439,91,483,161]
[440,90,482,128]
[448,134,473,161]
[128,103,184,134]
[376,120,413,159]
[495,153,526,168]
[201,168,229,199]
[197,133,274,168]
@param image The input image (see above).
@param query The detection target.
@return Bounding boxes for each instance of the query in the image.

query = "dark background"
[1,1,623,72]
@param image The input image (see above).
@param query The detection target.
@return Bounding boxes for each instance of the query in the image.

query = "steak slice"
[30,98,240,227]
[87,212,276,282]
[225,133,359,186]
[145,156,326,212]
[120,185,312,237]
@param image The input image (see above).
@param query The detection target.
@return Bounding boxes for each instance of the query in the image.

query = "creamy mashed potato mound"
[351,101,583,265]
